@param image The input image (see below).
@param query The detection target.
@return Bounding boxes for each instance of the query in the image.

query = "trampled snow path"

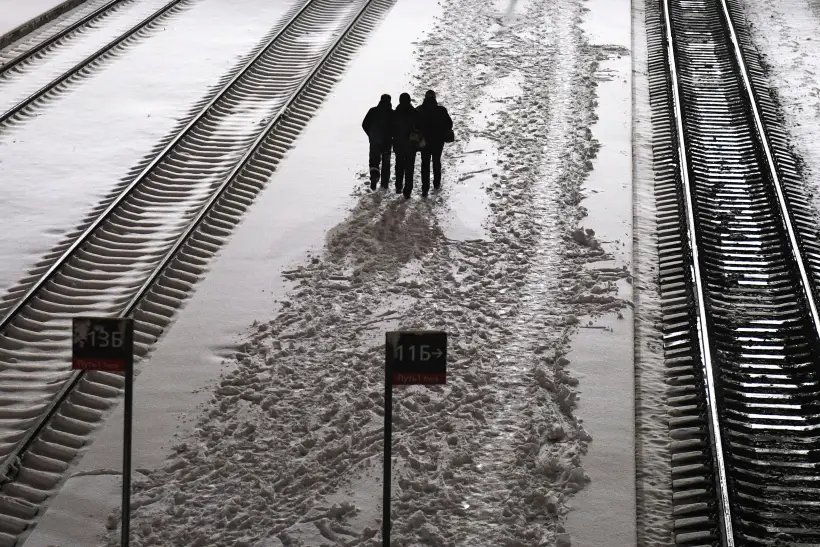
[91,0,630,546]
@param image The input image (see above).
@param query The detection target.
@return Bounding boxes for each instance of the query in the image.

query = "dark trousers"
[369,142,391,186]
[395,149,416,195]
[420,141,445,194]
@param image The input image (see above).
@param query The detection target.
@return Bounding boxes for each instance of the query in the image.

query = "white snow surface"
[0,0,296,294]
[742,0,820,217]
[563,0,636,545]
[629,0,673,544]
[101,0,629,545]
[25,3,447,545]
[22,0,635,545]
[0,0,67,37]
[0,0,179,112]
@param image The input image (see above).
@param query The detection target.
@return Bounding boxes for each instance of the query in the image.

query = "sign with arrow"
[385,331,447,385]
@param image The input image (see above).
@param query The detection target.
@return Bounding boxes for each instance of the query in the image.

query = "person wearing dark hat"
[362,94,394,190]
[392,92,423,198]
[416,89,454,197]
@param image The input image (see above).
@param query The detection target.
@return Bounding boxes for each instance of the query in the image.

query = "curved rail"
[0,0,388,542]
[0,0,124,77]
[0,0,185,126]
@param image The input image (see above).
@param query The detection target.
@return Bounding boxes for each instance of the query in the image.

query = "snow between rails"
[105,0,630,545]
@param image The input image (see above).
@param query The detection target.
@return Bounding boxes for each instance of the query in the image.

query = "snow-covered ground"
[0,0,181,113]
[629,0,672,545]
[742,0,820,217]
[17,0,638,545]
[23,1,446,543]
[0,0,68,37]
[564,0,636,545]
[0,0,295,297]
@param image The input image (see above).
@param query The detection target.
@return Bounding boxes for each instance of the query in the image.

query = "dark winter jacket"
[362,99,393,147]
[416,98,453,144]
[392,102,421,153]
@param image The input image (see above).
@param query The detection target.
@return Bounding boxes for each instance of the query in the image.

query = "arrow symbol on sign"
[434,349,443,358]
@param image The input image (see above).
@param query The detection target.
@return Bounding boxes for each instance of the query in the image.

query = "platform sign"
[72,317,133,372]
[385,331,447,385]
[72,316,135,546]
[383,330,447,546]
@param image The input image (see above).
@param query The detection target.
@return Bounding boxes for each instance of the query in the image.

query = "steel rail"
[0,0,317,334]
[0,0,185,126]
[661,0,735,545]
[717,0,820,338]
[0,0,124,76]
[0,0,377,487]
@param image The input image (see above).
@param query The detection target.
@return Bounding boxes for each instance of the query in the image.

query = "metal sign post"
[383,353,393,547]
[383,331,447,545]
[121,349,133,547]
[72,317,134,547]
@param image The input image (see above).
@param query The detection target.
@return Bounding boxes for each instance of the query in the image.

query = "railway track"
[648,0,820,545]
[0,0,394,543]
[0,0,125,76]
[0,0,189,128]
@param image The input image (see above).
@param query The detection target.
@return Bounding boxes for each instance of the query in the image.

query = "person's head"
[399,92,412,105]
[424,90,437,102]
[379,93,391,104]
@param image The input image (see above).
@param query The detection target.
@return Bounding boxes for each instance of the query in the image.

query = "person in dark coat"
[392,93,422,198]
[416,89,453,196]
[362,94,393,190]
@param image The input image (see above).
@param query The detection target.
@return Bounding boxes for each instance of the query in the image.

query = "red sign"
[392,372,447,385]
[72,357,128,371]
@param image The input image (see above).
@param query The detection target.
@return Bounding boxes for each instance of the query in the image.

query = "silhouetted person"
[362,94,393,190]
[417,90,453,196]
[393,93,422,198]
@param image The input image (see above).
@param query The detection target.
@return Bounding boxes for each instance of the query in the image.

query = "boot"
[370,168,380,190]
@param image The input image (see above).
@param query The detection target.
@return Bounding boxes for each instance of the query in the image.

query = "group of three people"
[362,89,454,199]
